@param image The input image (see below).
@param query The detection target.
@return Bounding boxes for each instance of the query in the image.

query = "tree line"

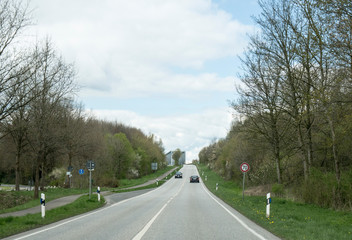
[0,0,166,199]
[199,0,352,209]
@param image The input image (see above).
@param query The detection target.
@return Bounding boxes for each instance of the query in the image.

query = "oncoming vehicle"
[190,175,199,183]
[175,171,183,178]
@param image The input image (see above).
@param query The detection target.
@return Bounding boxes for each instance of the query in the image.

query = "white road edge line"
[132,179,185,240]
[200,179,267,240]
[13,177,174,240]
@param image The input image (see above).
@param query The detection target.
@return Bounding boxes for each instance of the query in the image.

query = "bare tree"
[0,0,35,122]
[28,40,76,198]
[233,35,291,184]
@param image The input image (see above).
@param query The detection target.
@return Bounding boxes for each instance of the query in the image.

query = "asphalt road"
[6,165,281,240]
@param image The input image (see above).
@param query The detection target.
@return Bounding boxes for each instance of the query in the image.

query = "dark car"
[190,175,199,183]
[175,171,183,178]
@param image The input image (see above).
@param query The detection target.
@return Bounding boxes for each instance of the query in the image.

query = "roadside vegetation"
[0,188,87,214]
[114,166,178,190]
[197,164,352,240]
[199,0,352,211]
[0,0,167,200]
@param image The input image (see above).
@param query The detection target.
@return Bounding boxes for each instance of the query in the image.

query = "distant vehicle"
[175,171,183,178]
[190,175,199,183]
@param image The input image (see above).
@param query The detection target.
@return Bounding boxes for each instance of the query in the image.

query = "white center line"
[132,180,185,240]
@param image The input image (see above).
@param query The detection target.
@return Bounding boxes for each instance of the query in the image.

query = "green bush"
[99,175,119,187]
[272,183,284,197]
[295,168,352,209]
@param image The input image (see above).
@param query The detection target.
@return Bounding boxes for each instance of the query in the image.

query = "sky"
[28,0,262,162]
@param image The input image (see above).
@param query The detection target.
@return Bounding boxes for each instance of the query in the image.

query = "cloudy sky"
[28,0,261,162]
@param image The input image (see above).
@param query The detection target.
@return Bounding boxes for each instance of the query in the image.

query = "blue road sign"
[79,169,84,175]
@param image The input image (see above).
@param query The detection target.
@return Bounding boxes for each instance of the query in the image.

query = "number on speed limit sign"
[240,162,250,173]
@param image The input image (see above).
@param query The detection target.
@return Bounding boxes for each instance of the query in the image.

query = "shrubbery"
[295,168,352,210]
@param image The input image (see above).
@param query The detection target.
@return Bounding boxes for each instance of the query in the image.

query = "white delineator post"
[216,183,218,191]
[266,192,271,218]
[41,193,45,218]
[97,186,101,202]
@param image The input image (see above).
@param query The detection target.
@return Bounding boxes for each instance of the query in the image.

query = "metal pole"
[242,172,245,201]
[89,161,92,199]
[89,170,92,199]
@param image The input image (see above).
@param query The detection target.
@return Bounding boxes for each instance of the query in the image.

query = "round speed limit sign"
[240,162,250,173]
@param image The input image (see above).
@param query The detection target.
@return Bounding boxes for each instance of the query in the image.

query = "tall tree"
[0,0,36,123]
[28,40,76,198]
[172,148,182,166]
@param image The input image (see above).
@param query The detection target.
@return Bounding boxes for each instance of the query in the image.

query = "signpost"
[151,162,158,171]
[87,160,95,199]
[240,162,250,201]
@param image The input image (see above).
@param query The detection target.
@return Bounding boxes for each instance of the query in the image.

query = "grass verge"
[114,166,178,189]
[112,179,168,193]
[197,163,352,240]
[0,194,105,239]
[0,188,88,214]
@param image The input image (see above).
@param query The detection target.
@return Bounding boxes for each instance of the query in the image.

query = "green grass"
[0,194,105,239]
[197,164,352,240]
[112,166,177,193]
[0,188,88,214]
[115,166,178,189]
[112,179,168,193]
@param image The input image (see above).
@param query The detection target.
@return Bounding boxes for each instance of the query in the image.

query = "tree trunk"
[34,157,40,199]
[15,153,20,191]
[327,116,340,185]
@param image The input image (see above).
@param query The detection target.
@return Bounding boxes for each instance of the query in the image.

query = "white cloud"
[29,0,255,98]
[86,107,234,162]
[27,0,255,164]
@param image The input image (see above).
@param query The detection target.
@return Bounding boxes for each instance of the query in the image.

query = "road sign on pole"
[240,162,250,173]
[79,169,84,175]
[86,160,95,199]
[240,162,250,201]
[86,160,95,171]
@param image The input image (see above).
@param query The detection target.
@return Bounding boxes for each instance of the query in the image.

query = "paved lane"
[141,165,280,240]
[6,165,280,240]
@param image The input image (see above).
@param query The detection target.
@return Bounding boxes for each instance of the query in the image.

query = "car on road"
[190,175,199,183]
[175,171,183,178]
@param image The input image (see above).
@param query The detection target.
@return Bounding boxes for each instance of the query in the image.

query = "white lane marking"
[199,175,267,240]
[132,180,185,240]
[13,176,175,240]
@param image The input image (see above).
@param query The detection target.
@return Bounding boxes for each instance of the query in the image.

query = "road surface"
[6,165,281,240]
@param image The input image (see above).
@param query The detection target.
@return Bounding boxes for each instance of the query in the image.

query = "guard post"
[40,193,45,218]
[266,193,271,218]
[97,186,101,202]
